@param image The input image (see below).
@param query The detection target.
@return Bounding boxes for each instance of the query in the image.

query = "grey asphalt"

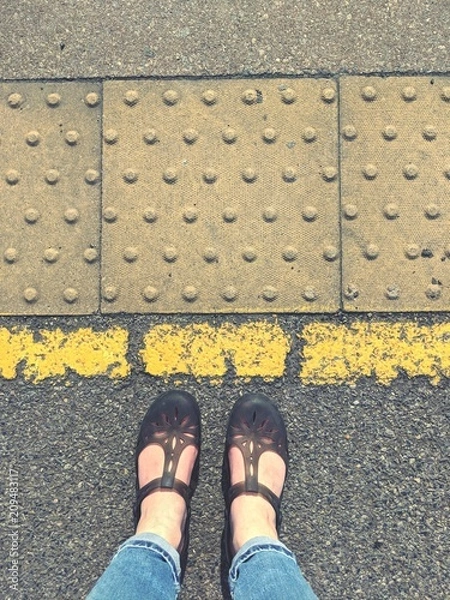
[0,314,449,599]
[1,1,450,599]
[0,1,449,79]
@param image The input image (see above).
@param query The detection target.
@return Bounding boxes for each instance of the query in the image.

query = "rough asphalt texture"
[1,1,450,599]
[0,1,449,79]
[1,314,449,600]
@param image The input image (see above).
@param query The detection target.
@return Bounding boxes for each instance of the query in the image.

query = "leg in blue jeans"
[86,533,181,600]
[88,533,317,600]
[229,536,318,600]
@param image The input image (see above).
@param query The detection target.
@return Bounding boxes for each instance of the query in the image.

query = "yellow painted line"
[140,322,291,381]
[0,327,130,382]
[1,321,449,385]
[300,322,450,385]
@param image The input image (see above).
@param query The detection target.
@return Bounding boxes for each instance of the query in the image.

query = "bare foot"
[229,445,286,553]
[135,443,198,550]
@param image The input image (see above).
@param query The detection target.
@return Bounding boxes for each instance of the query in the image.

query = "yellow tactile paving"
[340,76,450,311]
[2,76,450,314]
[0,82,101,315]
[101,78,340,313]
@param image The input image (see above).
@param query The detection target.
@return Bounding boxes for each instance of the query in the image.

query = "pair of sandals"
[134,390,289,579]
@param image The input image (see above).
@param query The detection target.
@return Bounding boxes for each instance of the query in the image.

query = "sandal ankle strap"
[227,480,282,525]
[135,476,192,515]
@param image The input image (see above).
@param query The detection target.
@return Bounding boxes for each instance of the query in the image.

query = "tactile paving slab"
[341,76,450,311]
[102,79,339,313]
[0,82,101,314]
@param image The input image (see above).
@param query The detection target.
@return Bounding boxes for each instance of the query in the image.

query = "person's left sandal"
[134,390,201,579]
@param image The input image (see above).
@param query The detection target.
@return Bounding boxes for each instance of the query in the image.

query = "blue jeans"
[87,533,318,600]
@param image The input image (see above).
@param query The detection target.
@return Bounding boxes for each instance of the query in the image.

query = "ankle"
[230,494,278,553]
[136,512,185,548]
[135,491,187,549]
[136,518,184,549]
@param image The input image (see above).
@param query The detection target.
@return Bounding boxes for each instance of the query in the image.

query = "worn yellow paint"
[300,322,450,385]
[0,327,130,382]
[141,322,291,380]
[1,321,449,385]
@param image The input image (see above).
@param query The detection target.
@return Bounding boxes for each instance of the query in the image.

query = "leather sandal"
[134,390,201,580]
[222,392,289,562]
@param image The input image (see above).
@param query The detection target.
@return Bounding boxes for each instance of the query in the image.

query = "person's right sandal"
[222,392,289,563]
